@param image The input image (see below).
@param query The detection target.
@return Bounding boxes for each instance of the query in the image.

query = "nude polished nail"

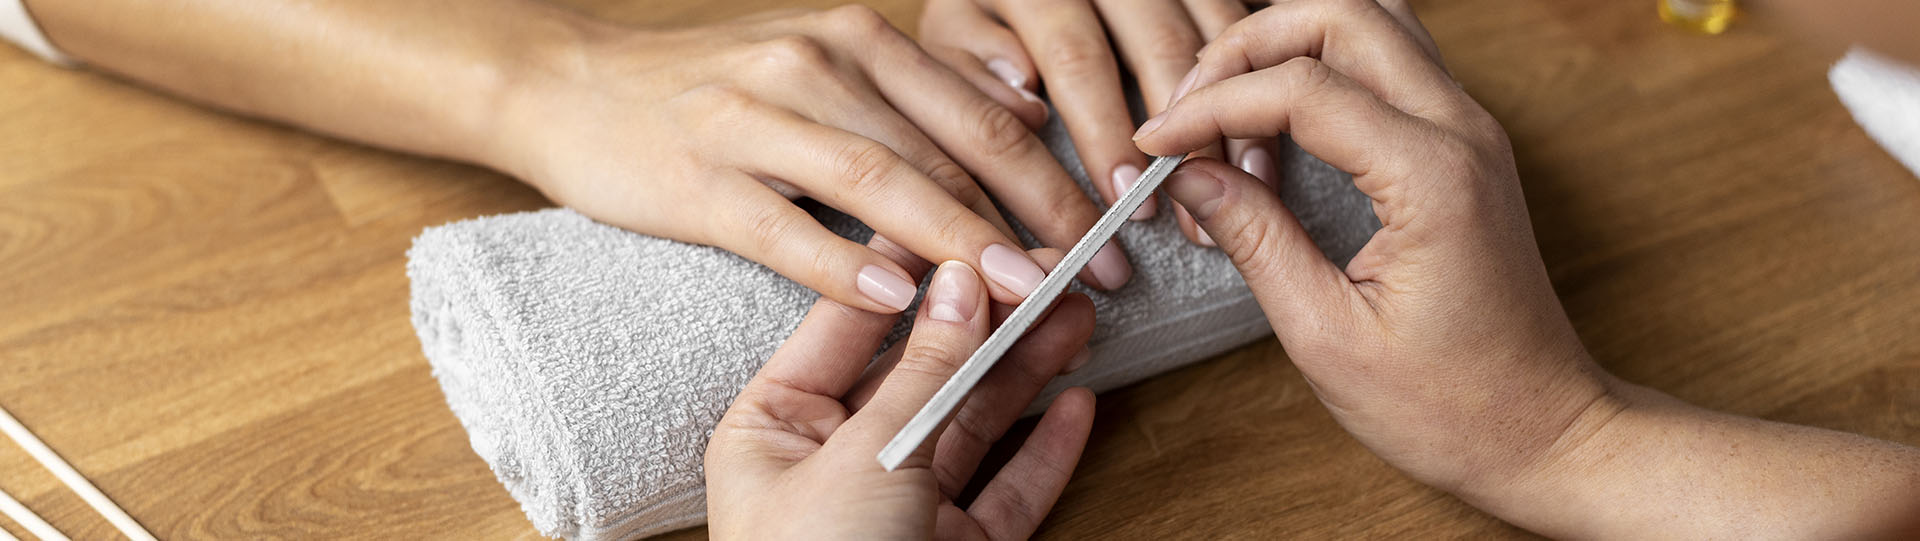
[856,265,916,312]
[1088,241,1132,289]
[987,58,1027,89]
[925,261,979,323]
[980,244,1044,298]
[1110,164,1156,220]
[1169,65,1200,106]
[1240,146,1276,188]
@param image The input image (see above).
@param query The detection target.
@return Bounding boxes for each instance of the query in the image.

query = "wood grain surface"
[3,0,1917,539]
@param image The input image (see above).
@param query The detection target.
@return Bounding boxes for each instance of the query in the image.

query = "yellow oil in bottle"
[1659,0,1737,35]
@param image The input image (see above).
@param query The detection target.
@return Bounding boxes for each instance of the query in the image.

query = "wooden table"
[3,0,1916,538]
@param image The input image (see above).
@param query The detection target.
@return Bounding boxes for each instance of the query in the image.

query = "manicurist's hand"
[705,241,1097,540]
[1137,0,1920,537]
[918,0,1440,246]
[493,6,1135,311]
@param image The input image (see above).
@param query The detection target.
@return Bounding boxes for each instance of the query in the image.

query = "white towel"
[407,110,1380,539]
[1831,47,1920,178]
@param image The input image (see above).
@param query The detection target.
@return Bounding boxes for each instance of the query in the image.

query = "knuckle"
[1137,27,1203,65]
[967,104,1034,160]
[1039,36,1113,77]
[1281,56,1337,93]
[898,342,967,376]
[824,4,896,38]
[738,204,798,257]
[674,84,758,127]
[832,142,903,201]
[751,35,833,74]
[928,162,985,207]
[1224,218,1284,278]
[1040,187,1094,226]
[925,206,976,249]
[950,411,999,451]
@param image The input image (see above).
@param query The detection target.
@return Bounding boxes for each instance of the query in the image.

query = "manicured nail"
[925,261,980,323]
[987,58,1028,90]
[1196,227,1216,247]
[857,264,916,312]
[1110,164,1156,220]
[1169,65,1200,107]
[1239,146,1276,188]
[1165,169,1226,221]
[980,243,1044,298]
[1133,115,1166,141]
[1013,85,1043,104]
[1087,241,1132,289]
[1062,347,1091,374]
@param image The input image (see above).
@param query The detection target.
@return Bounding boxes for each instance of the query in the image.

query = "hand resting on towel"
[706,238,1097,540]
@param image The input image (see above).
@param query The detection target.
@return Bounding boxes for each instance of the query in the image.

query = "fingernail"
[1013,85,1043,104]
[1062,347,1091,374]
[857,265,916,312]
[1165,169,1226,221]
[987,58,1028,89]
[1196,227,1216,247]
[1133,115,1166,141]
[925,261,980,323]
[1169,65,1200,107]
[1239,147,1276,188]
[980,243,1044,298]
[1088,240,1132,289]
[1110,164,1156,220]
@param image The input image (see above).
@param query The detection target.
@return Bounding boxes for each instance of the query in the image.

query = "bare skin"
[705,239,1099,540]
[26,0,1137,313]
[1137,0,1920,537]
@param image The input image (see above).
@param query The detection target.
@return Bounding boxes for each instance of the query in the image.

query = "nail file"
[878,154,1184,471]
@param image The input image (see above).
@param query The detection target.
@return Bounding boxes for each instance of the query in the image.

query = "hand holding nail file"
[878,154,1186,471]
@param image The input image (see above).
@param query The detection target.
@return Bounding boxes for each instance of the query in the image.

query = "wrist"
[1452,372,1639,537]
[466,8,630,192]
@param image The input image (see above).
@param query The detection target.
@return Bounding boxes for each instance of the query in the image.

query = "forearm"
[1492,380,1920,539]
[26,0,608,168]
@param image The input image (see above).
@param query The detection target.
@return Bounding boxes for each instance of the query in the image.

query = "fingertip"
[856,263,917,313]
[924,260,984,324]
[1046,387,1098,428]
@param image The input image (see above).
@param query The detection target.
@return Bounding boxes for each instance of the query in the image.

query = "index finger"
[1189,0,1460,117]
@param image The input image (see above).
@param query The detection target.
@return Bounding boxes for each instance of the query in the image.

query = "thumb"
[1162,158,1354,342]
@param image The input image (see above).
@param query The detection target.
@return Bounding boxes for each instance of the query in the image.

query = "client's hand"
[917,0,1442,246]
[705,245,1097,540]
[1134,0,1602,509]
[492,6,1132,314]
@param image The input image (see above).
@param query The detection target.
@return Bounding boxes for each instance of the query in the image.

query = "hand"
[1135,0,1604,509]
[488,6,1134,313]
[920,1,1437,246]
[705,241,1097,540]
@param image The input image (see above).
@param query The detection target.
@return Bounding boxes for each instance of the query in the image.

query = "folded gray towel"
[408,112,1380,540]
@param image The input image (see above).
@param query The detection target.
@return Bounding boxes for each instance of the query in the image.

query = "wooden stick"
[0,485,67,541]
[0,404,154,541]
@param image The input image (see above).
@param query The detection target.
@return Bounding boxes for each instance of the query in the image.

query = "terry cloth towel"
[1831,47,1920,178]
[409,111,1381,540]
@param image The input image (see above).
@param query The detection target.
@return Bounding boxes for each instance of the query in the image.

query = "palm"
[703,264,1099,541]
